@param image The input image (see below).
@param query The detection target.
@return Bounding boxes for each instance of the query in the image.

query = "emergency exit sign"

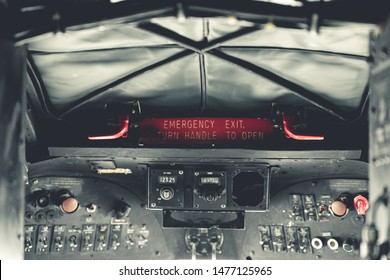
[138,118,274,145]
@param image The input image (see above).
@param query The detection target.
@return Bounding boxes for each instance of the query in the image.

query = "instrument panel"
[24,156,368,260]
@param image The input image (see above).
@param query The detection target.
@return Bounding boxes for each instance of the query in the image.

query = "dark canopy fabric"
[28,16,375,119]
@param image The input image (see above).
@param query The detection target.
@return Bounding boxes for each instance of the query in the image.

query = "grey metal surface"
[0,39,26,259]
[48,147,362,160]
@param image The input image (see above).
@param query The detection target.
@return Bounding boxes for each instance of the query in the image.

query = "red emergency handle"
[88,115,129,140]
[283,116,324,141]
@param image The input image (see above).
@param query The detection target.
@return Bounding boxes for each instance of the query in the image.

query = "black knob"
[115,202,131,219]
[342,238,356,253]
[35,190,50,208]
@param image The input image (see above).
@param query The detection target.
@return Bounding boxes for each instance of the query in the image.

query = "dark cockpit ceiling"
[28,16,372,120]
[20,0,389,152]
[24,0,386,120]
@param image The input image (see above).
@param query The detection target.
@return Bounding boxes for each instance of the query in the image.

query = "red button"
[61,197,79,213]
[331,200,348,217]
[354,195,369,215]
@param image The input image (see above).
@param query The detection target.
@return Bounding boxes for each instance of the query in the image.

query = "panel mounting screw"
[221,204,226,208]
[33,180,39,185]
[194,172,199,176]
[150,203,156,208]
[179,170,184,175]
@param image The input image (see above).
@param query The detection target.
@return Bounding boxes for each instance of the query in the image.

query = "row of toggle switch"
[24,224,149,254]
[289,193,369,222]
[258,225,312,253]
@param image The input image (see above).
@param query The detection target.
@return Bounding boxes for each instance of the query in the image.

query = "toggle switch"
[111,234,120,251]
[54,236,63,251]
[83,235,93,250]
[25,237,33,251]
[69,235,78,250]
[38,237,48,248]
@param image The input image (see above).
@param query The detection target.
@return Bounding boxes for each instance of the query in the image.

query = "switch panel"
[124,224,135,250]
[51,225,66,253]
[289,194,304,221]
[109,225,122,251]
[285,226,299,253]
[317,195,332,221]
[81,225,96,252]
[271,225,286,252]
[297,227,312,254]
[36,225,52,253]
[302,195,318,221]
[24,225,36,254]
[258,226,273,252]
[94,224,109,252]
[24,160,367,260]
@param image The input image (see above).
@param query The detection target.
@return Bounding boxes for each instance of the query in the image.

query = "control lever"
[283,116,324,141]
[188,236,199,260]
[210,237,218,260]
[88,115,129,140]
[191,242,197,260]
[185,226,223,260]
